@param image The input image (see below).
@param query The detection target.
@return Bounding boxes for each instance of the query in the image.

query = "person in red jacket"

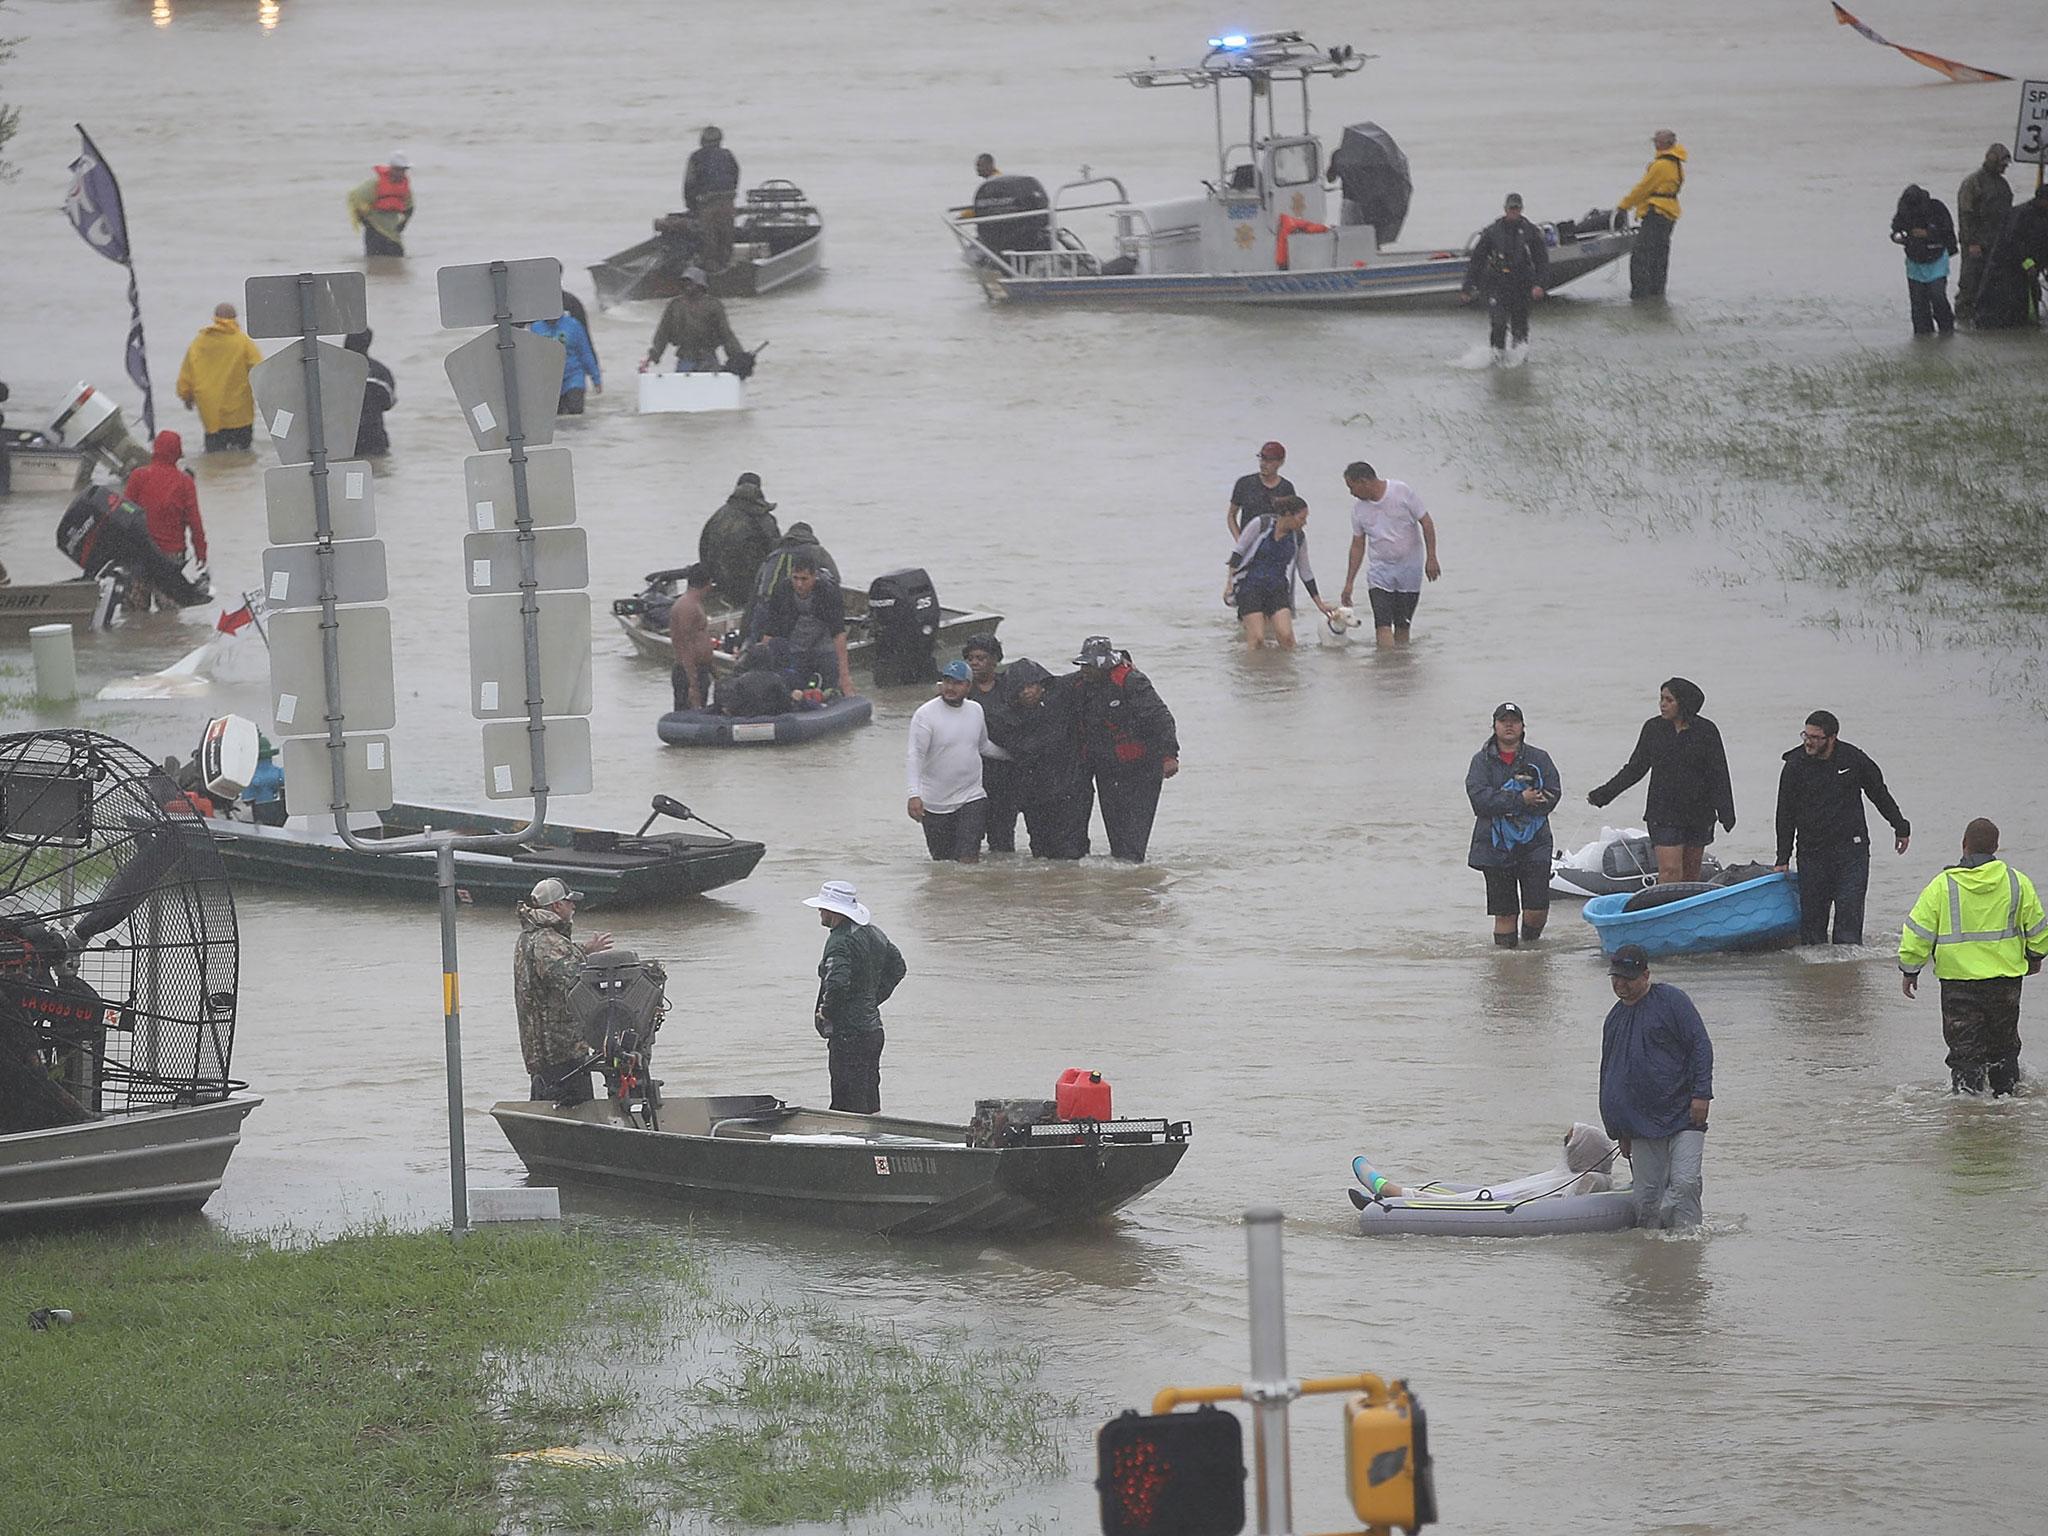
[121,430,207,610]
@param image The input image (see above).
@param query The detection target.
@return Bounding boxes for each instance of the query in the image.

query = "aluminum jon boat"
[590,181,824,308]
[207,799,764,911]
[1582,872,1802,959]
[492,1094,1192,1237]
[945,29,1632,308]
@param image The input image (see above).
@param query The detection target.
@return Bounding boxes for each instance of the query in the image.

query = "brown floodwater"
[3,1,2044,1530]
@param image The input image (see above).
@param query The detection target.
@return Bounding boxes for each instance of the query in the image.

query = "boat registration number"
[874,1154,936,1176]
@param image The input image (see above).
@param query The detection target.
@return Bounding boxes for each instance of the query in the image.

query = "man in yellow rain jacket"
[174,302,265,452]
[1618,129,1687,301]
[1899,817,2048,1095]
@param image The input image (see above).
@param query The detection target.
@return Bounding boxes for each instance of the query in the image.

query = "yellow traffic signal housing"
[1344,1379,1436,1533]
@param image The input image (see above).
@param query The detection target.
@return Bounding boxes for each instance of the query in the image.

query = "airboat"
[945,29,1634,306]
[0,730,259,1220]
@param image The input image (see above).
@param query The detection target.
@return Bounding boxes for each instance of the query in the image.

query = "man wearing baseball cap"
[1459,192,1547,356]
[1465,702,1562,947]
[1226,441,1296,539]
[1598,944,1714,1229]
[906,660,993,862]
[513,878,613,1103]
[804,880,907,1113]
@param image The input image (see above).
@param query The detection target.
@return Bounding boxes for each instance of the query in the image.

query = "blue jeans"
[1797,842,1870,945]
[1629,1128,1705,1230]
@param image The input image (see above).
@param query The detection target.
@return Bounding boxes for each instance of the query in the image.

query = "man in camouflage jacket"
[515,878,612,1101]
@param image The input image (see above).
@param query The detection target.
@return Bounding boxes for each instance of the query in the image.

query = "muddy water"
[3,0,2045,1530]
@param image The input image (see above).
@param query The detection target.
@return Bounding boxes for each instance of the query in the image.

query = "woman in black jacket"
[1586,676,1734,886]
[1891,184,1958,338]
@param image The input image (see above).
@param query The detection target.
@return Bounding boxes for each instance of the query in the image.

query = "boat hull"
[985,230,1631,307]
[209,803,764,910]
[1582,874,1802,959]
[0,1096,261,1219]
[658,695,873,747]
[0,581,101,637]
[491,1096,1190,1237]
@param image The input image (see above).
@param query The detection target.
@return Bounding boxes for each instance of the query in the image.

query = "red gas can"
[1055,1068,1113,1123]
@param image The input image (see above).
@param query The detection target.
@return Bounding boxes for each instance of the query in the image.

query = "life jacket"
[1656,152,1684,198]
[1274,214,1330,271]
[372,166,410,212]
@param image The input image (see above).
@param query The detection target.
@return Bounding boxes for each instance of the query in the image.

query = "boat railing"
[944,171,1132,279]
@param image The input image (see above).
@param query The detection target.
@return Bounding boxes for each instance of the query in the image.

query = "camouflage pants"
[1939,976,2024,1095]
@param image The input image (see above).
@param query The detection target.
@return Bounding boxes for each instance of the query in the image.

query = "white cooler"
[638,372,746,414]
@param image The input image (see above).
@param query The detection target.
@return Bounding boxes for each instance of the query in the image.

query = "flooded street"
[3,1,2045,1530]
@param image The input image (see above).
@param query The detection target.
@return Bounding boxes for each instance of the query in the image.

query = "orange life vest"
[372,166,410,213]
[1274,214,1331,272]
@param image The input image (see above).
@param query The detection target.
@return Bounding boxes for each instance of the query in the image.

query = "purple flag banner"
[64,125,156,435]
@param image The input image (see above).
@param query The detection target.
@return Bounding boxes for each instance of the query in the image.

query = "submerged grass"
[0,1221,1069,1534]
[1433,335,2048,702]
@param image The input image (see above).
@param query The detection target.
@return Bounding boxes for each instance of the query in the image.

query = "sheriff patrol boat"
[945,29,1634,307]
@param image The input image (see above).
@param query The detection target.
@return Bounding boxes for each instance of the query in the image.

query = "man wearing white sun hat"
[804,881,907,1114]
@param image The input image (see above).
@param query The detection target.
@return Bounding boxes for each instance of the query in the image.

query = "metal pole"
[1244,1206,1293,1535]
[291,273,355,836]
[486,262,551,821]
[438,837,469,1237]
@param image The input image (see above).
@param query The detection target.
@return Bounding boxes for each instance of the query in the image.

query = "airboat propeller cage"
[0,729,243,1131]
[570,950,667,1055]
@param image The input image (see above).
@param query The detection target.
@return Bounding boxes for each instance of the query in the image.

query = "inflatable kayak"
[1582,870,1799,958]
[1550,826,1722,899]
[657,695,873,747]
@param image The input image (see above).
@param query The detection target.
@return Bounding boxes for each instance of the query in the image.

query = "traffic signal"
[1344,1379,1436,1533]
[1095,1404,1247,1536]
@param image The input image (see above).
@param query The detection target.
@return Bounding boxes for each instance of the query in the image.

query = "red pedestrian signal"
[1095,1405,1247,1536]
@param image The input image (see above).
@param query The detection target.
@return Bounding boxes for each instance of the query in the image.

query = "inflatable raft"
[1352,1180,1637,1236]
[657,695,873,747]
[1582,870,1800,959]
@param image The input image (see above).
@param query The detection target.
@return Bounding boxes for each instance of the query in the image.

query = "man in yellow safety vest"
[1898,817,2048,1095]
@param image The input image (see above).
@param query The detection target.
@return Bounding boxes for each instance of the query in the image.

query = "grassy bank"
[1439,336,2048,701]
[0,1221,1069,1535]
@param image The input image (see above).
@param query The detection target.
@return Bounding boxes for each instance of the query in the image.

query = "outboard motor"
[567,950,668,1123]
[45,383,150,478]
[610,568,693,632]
[972,174,1051,256]
[57,486,211,610]
[866,569,940,685]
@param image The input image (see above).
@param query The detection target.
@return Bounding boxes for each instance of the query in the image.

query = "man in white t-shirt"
[1338,460,1440,648]
[906,660,993,862]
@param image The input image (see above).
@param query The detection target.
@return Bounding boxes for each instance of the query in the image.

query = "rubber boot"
[1494,932,1519,949]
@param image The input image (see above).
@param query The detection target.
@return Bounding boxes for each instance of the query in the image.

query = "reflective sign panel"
[262,538,388,611]
[462,528,588,595]
[479,717,593,800]
[250,339,368,467]
[267,606,396,736]
[264,461,377,544]
[279,734,395,815]
[466,592,592,719]
[443,328,565,452]
[244,271,369,340]
[462,448,576,531]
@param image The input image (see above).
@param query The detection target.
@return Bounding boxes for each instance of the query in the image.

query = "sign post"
[247,260,593,1239]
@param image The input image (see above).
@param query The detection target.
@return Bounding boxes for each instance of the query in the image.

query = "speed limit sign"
[2017,80,2048,165]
